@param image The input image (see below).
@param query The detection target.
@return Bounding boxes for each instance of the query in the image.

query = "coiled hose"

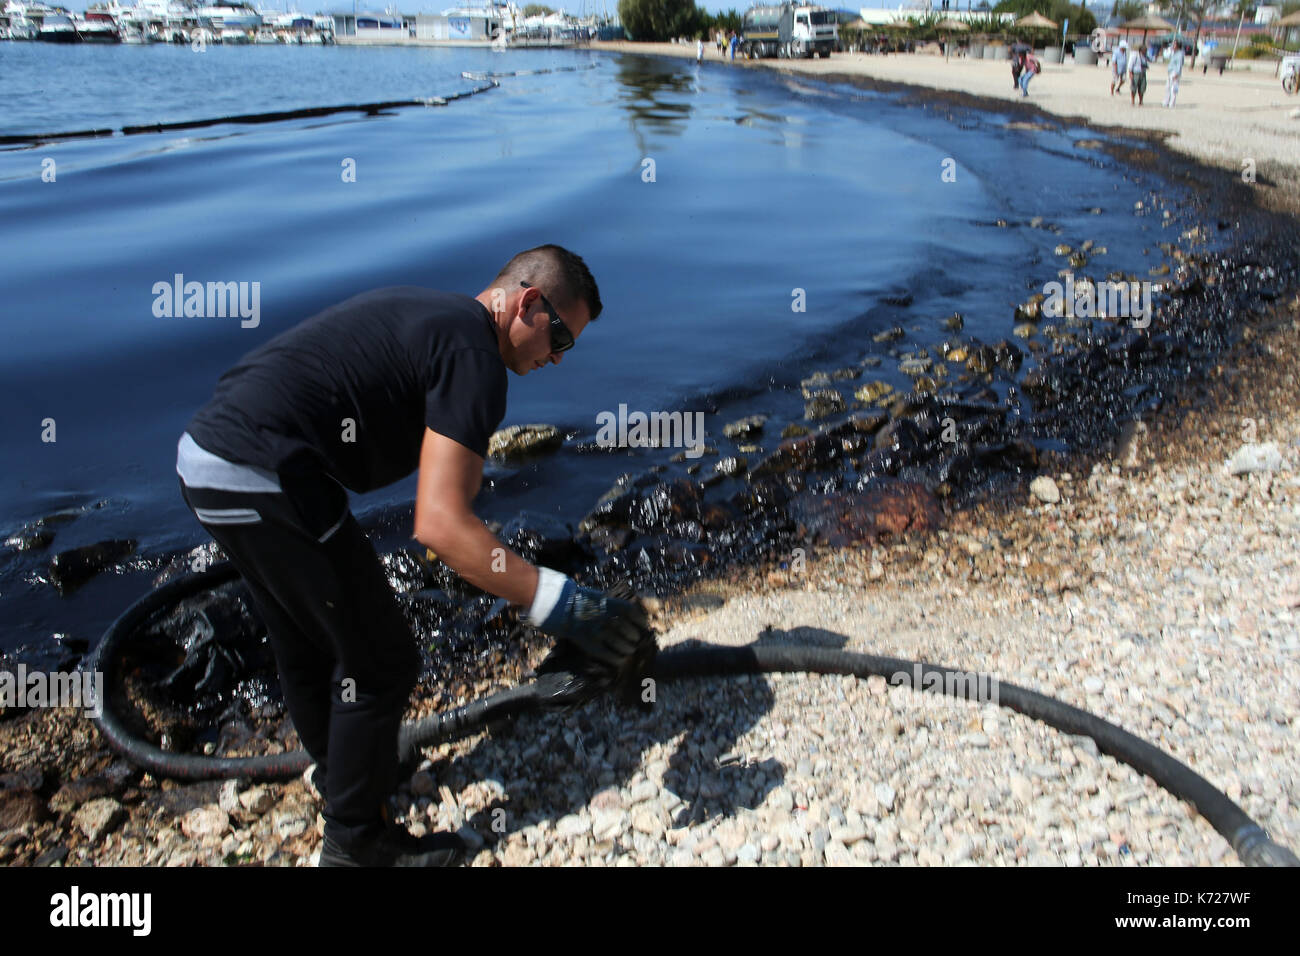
[87,563,1298,866]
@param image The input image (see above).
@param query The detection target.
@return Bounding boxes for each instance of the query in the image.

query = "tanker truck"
[741,3,837,59]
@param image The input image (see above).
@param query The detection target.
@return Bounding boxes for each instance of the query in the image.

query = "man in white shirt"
[1110,41,1128,96]
[1163,42,1186,108]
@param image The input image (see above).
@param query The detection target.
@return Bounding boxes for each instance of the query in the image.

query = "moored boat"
[2,2,45,40]
[195,2,260,31]
[76,10,122,42]
[36,12,79,41]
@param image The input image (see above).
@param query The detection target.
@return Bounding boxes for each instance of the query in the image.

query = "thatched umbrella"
[1014,11,1057,54]
[1015,12,1058,29]
[840,18,869,51]
[936,17,969,61]
[1122,14,1174,47]
[869,18,909,53]
[880,19,911,42]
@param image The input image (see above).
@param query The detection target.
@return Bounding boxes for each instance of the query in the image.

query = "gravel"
[3,303,1297,868]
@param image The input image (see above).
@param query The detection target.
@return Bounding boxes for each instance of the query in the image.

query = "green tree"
[618,0,702,41]
[993,0,1055,16]
[1049,1,1095,33]
[1115,0,1143,20]
[694,5,741,38]
[1169,0,1208,31]
[522,4,556,15]
[713,7,743,33]
[993,0,1093,36]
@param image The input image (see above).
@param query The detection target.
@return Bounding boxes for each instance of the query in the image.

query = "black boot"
[318,824,466,867]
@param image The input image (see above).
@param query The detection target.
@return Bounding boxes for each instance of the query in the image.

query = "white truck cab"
[742,3,837,59]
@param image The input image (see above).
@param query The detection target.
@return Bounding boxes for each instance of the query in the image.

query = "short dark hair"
[492,244,602,321]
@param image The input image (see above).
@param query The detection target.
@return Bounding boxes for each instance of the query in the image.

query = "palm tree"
[1178,0,1209,65]
[1115,1,1143,23]
[1230,1,1256,60]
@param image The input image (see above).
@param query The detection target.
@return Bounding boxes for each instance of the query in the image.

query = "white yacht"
[196,2,260,30]
[37,12,78,41]
[135,0,199,43]
[512,10,582,47]
[88,1,144,40]
[76,9,122,41]
[1,1,41,38]
[259,9,332,43]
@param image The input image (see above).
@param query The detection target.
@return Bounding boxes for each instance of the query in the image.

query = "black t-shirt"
[186,287,508,493]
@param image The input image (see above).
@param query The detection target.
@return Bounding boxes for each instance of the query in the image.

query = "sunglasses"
[520,281,574,355]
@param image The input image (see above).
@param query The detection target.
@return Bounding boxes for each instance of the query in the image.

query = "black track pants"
[178,474,420,850]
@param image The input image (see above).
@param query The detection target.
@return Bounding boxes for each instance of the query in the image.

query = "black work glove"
[526,570,654,711]
[526,570,645,671]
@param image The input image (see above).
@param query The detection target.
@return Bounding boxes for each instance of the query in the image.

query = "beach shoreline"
[591,40,1300,209]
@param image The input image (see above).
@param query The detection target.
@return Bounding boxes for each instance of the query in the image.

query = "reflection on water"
[735,105,786,128]
[614,55,695,136]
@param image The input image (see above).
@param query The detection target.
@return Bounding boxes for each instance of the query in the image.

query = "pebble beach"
[1,45,1297,868]
[418,294,1300,867]
[3,289,1295,868]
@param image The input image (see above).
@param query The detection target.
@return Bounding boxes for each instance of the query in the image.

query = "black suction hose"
[89,563,310,782]
[87,566,1298,866]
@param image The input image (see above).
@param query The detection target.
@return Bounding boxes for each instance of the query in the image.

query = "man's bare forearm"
[415,512,539,609]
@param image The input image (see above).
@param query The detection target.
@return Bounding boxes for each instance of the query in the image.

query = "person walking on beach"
[1011,48,1024,90]
[1110,41,1128,96]
[729,30,738,61]
[1018,51,1039,97]
[1163,41,1185,107]
[1129,45,1148,106]
[176,245,646,867]
[697,36,704,62]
